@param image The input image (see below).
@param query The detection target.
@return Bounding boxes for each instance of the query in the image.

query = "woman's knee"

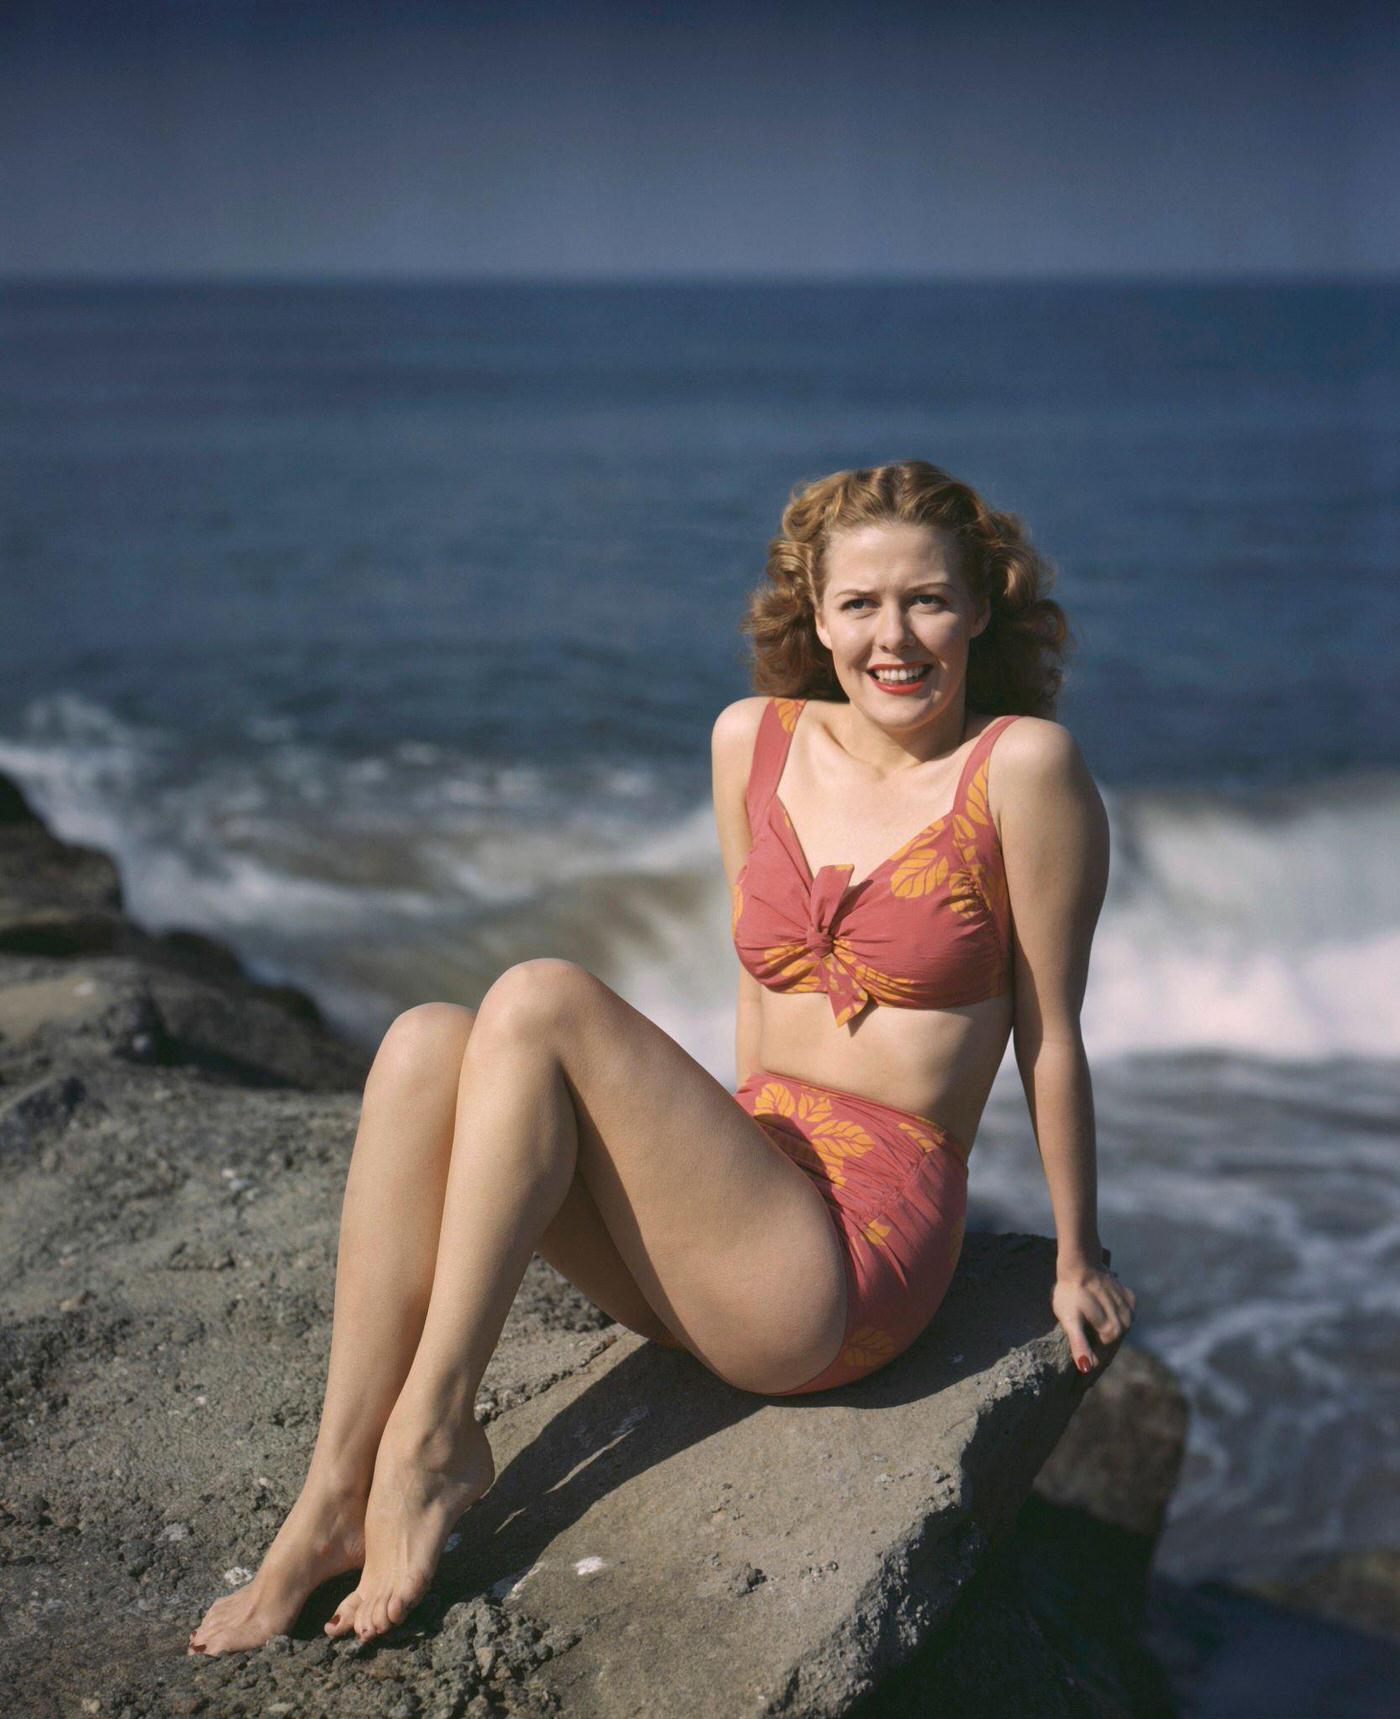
[372,1001,477,1086]
[472,959,603,1048]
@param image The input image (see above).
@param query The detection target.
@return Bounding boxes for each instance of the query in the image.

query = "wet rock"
[1245,1545,1400,1643]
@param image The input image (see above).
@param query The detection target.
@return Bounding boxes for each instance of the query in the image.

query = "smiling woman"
[743,458,1073,717]
[720,458,1129,1384]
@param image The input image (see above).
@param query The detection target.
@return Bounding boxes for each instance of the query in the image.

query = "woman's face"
[813,521,989,721]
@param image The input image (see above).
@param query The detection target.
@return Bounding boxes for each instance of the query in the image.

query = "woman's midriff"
[752,986,1013,1150]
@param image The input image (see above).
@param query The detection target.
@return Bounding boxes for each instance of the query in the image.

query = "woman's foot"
[187,1477,368,1657]
[325,1416,494,1644]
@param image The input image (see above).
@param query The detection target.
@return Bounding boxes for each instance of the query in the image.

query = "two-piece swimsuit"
[659,694,1023,1394]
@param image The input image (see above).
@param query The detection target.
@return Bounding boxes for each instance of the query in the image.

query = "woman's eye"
[841,596,944,610]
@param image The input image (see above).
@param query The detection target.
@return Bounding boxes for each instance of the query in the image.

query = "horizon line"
[3,267,1397,290]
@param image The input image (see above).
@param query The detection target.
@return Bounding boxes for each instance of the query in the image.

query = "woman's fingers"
[1056,1270,1138,1375]
[1061,1311,1097,1372]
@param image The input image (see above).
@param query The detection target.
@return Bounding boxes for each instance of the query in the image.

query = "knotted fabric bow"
[805,865,871,1026]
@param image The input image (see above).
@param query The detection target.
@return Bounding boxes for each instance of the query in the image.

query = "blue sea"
[1,280,1396,1613]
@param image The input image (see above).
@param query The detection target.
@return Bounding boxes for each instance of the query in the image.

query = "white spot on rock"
[222,1565,254,1586]
[573,1555,606,1576]
[489,1562,539,1599]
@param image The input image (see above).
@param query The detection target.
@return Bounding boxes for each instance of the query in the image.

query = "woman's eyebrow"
[830,580,955,597]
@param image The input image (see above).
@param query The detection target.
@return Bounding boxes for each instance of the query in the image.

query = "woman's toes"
[326,1592,360,1636]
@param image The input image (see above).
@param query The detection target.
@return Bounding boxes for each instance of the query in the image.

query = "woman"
[189,459,1134,1656]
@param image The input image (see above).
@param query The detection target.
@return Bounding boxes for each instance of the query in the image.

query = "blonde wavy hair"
[740,460,1073,716]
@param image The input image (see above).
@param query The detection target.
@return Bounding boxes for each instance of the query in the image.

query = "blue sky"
[2,0,1395,278]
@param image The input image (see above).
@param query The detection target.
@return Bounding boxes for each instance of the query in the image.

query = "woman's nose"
[876,607,916,648]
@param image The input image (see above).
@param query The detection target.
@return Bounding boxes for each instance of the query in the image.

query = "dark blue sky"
[2,0,1395,278]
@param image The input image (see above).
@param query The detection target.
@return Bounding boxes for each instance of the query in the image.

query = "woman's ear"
[811,587,832,653]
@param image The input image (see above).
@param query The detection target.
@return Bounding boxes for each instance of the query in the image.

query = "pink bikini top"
[731,697,1022,1026]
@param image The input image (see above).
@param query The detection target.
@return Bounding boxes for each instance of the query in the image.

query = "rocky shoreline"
[1,769,1392,1717]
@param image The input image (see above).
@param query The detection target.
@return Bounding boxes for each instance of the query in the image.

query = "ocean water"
[0,279,1396,1590]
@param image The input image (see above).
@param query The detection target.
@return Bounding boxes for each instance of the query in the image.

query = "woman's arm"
[996,717,1136,1372]
[711,698,768,1086]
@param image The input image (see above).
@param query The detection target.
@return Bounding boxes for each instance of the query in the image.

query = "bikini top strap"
[744,697,804,831]
[952,712,1022,817]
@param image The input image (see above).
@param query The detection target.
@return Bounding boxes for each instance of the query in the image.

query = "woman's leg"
[333,958,847,1643]
[190,1000,683,1655]
[189,1002,480,1655]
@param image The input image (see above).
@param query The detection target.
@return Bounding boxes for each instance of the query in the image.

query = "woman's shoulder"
[986,714,1103,823]
[711,697,776,843]
[710,695,772,761]
[989,712,1081,767]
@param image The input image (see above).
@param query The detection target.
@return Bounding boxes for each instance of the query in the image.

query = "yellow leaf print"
[889,838,949,900]
[956,757,992,838]
[811,1115,874,1158]
[806,1111,875,1184]
[730,877,743,935]
[754,1082,836,1129]
[754,1079,797,1119]
[895,1119,939,1154]
[762,943,825,991]
[860,1216,893,1246]
[947,861,990,920]
[793,1088,836,1128]
[981,859,1009,928]
[841,1326,897,1370]
[752,1081,874,1187]
[774,697,803,734]
[852,960,922,1002]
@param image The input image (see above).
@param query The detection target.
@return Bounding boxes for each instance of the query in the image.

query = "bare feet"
[325,1417,494,1644]
[187,1479,368,1657]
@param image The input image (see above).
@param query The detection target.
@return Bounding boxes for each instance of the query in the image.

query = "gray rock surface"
[861,1347,1188,1718]
[0,768,1141,1717]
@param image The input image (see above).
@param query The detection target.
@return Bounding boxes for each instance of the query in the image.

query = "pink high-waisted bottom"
[655,1068,969,1394]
